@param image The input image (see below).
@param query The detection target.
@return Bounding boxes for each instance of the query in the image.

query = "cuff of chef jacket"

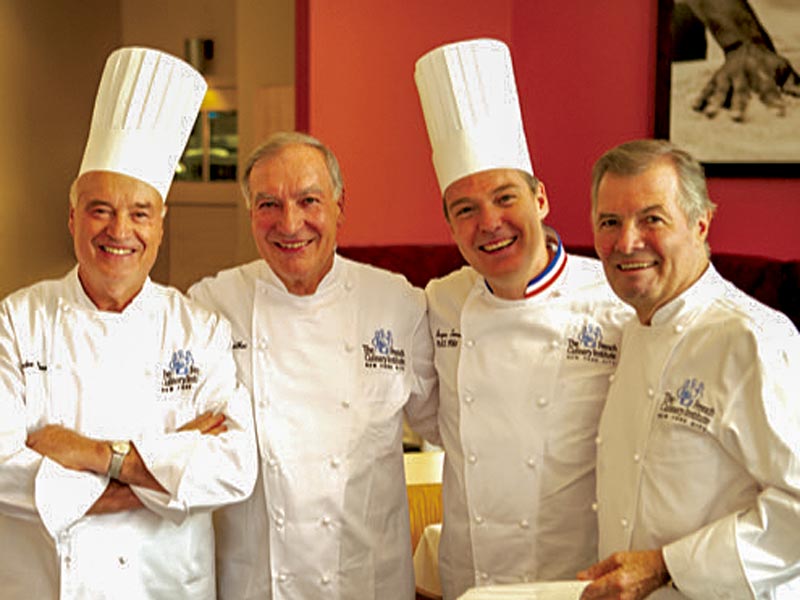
[129,431,200,522]
[131,486,187,524]
[662,514,751,600]
[35,457,107,539]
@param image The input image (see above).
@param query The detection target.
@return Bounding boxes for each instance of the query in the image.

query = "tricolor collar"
[484,229,567,299]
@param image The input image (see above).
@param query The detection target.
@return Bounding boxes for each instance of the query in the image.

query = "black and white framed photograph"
[655,0,800,177]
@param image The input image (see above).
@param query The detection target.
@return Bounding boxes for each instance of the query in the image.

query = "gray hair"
[590,139,716,225]
[241,131,344,208]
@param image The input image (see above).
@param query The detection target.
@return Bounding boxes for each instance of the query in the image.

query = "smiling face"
[444,168,550,299]
[593,159,711,324]
[69,171,165,312]
[248,143,344,295]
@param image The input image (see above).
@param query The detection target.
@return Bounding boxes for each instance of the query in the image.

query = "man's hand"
[577,549,670,600]
[87,480,145,514]
[692,42,800,121]
[177,410,227,435]
[26,424,107,473]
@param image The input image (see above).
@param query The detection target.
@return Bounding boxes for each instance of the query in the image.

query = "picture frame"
[654,0,800,177]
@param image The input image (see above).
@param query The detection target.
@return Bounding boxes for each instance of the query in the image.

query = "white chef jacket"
[0,267,257,599]
[596,265,800,600]
[188,255,439,600]
[426,249,631,600]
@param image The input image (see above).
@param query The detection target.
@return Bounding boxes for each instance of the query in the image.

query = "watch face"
[112,440,130,454]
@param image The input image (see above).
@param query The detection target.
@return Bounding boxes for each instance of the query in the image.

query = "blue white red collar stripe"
[484,232,567,298]
[523,234,566,297]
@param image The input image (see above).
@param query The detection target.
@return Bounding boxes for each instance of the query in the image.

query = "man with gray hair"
[579,139,800,599]
[189,131,439,599]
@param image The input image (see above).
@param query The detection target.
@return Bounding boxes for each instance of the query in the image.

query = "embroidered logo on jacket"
[434,328,461,348]
[363,329,405,371]
[162,349,200,393]
[657,378,715,432]
[232,339,248,350]
[566,324,618,364]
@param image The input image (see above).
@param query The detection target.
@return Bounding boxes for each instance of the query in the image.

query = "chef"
[188,131,439,600]
[414,39,631,599]
[578,139,800,599]
[0,47,257,599]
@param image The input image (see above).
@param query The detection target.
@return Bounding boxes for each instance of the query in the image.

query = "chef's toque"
[78,47,207,201]
[414,38,533,195]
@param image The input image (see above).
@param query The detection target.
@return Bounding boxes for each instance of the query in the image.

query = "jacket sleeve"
[662,326,800,599]
[402,297,441,447]
[0,300,45,520]
[0,301,107,534]
[130,315,258,524]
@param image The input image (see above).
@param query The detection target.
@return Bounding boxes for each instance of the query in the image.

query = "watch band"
[107,440,130,480]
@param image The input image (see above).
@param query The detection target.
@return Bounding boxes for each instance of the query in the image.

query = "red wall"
[303,0,800,259]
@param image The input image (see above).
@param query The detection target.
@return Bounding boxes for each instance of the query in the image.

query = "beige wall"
[0,0,294,297]
[0,0,121,297]
[235,0,295,264]
[120,0,237,88]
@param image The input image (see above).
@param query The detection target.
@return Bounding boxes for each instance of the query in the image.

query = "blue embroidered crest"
[677,378,704,407]
[162,349,200,393]
[657,377,714,432]
[170,349,194,376]
[362,329,405,372]
[371,329,394,355]
[566,322,618,365]
[578,324,602,349]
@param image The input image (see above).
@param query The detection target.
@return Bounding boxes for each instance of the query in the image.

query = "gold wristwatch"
[107,440,131,480]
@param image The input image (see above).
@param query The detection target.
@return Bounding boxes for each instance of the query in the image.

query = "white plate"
[458,580,590,600]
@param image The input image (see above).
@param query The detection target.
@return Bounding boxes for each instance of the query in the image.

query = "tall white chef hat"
[78,47,207,202]
[414,38,533,195]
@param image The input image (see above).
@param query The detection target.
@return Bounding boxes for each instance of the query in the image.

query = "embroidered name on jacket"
[434,328,461,348]
[162,349,200,393]
[363,329,405,371]
[20,360,47,372]
[657,378,715,432]
[565,324,618,364]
